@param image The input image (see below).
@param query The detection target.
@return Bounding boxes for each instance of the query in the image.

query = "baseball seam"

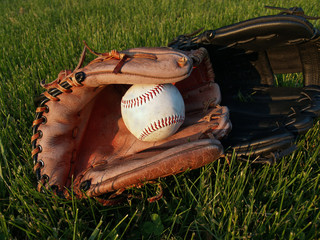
[121,84,165,108]
[139,114,184,140]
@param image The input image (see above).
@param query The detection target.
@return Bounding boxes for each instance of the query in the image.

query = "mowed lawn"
[1,0,320,239]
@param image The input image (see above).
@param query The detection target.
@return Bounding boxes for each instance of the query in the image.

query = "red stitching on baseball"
[121,84,165,108]
[139,114,184,140]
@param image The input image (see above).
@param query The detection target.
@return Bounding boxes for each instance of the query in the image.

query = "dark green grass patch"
[1,0,320,239]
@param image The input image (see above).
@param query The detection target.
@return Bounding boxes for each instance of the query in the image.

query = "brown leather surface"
[33,46,231,199]
[82,47,193,87]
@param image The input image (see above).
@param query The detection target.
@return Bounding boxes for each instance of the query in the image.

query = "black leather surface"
[170,11,320,163]
[222,86,320,162]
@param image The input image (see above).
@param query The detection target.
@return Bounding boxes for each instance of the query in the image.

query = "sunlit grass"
[1,0,320,239]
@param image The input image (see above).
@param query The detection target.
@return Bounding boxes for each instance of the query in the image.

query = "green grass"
[1,0,320,239]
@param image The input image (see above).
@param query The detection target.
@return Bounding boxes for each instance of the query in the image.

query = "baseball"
[121,83,185,142]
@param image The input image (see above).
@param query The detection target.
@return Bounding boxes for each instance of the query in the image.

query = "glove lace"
[31,42,161,197]
[31,71,86,187]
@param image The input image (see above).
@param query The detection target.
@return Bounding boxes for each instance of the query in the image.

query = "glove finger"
[225,129,296,164]
[74,139,223,197]
[79,48,193,87]
[223,86,320,162]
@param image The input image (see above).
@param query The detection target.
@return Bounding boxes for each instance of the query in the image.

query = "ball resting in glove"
[121,83,185,142]
[31,44,231,205]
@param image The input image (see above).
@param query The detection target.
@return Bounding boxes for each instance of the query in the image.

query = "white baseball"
[121,83,185,142]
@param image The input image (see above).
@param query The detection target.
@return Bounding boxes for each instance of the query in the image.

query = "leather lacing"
[31,71,87,191]
[31,43,162,203]
[83,41,158,74]
[169,6,320,51]
[94,181,163,206]
[72,159,164,205]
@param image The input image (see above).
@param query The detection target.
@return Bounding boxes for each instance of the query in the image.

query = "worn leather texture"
[31,47,231,203]
[32,9,320,204]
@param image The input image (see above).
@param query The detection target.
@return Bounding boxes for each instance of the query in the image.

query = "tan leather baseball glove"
[31,44,231,205]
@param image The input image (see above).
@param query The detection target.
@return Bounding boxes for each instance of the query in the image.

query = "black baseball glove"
[169,6,320,164]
